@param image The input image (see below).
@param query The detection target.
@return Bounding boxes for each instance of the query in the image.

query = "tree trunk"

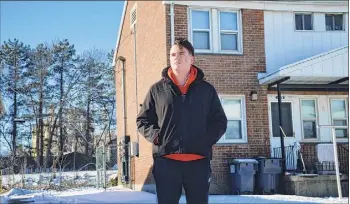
[35,122,40,165]
[59,61,64,156]
[44,114,58,169]
[85,68,91,155]
[85,96,90,155]
[39,91,44,166]
[12,59,17,157]
[39,66,44,166]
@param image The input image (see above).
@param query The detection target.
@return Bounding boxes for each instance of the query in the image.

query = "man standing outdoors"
[137,38,227,204]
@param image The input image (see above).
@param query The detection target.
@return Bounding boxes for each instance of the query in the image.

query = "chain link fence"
[0,144,118,193]
[96,144,118,189]
[0,152,97,193]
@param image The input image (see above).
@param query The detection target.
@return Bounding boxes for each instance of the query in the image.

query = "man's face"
[170,45,194,74]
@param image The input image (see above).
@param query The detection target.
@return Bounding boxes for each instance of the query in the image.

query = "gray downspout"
[116,56,126,187]
[118,56,127,140]
[131,24,138,191]
[170,1,175,45]
[133,24,139,159]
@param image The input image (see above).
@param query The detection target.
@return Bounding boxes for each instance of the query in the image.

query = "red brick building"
[113,1,348,194]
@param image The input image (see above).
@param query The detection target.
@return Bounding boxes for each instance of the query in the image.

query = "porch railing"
[272,143,349,176]
[272,145,296,171]
[338,145,349,176]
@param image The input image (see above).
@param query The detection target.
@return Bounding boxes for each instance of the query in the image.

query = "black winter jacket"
[136,66,227,159]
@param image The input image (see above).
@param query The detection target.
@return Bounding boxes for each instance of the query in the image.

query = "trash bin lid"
[233,159,258,164]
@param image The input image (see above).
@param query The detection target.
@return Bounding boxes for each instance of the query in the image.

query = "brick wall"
[116,2,348,195]
[165,6,269,194]
[115,1,167,192]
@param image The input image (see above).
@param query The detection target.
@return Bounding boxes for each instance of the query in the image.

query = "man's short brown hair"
[174,38,195,56]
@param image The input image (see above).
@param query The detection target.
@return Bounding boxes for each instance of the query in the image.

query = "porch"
[258,46,349,173]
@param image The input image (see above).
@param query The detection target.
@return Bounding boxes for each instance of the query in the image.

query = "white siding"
[259,46,348,85]
[287,47,349,78]
[264,11,349,73]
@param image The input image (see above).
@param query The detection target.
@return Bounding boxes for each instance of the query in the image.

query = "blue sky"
[1,1,124,54]
[0,1,124,154]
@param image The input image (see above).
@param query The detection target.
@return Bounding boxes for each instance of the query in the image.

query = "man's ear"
[191,56,195,65]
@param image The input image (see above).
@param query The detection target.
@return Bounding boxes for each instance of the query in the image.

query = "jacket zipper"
[180,94,186,153]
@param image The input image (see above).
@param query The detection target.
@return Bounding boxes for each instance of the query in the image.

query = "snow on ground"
[1,170,117,188]
[0,187,348,204]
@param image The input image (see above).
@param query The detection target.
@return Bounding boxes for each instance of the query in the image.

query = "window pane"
[333,120,347,126]
[220,34,237,51]
[303,120,317,139]
[295,14,303,30]
[304,15,313,30]
[301,100,316,118]
[331,100,346,118]
[335,129,348,138]
[226,120,242,139]
[334,14,343,30]
[192,10,210,29]
[271,103,294,137]
[220,12,237,30]
[325,15,334,31]
[193,31,210,49]
[222,99,241,118]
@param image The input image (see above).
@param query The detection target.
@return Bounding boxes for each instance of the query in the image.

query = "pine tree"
[0,39,31,156]
[23,43,55,166]
[52,39,77,157]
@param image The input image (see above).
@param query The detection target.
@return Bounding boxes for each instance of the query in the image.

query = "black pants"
[152,157,211,204]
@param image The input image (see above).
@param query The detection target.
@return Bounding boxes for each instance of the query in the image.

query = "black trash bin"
[229,159,258,195]
[255,157,282,194]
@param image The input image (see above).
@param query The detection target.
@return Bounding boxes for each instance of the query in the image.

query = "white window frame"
[325,13,345,31]
[217,95,247,143]
[188,7,243,55]
[188,8,213,53]
[300,99,319,140]
[218,10,241,53]
[329,98,348,139]
[294,13,314,31]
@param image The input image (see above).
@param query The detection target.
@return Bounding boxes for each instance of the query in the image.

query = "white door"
[269,101,297,170]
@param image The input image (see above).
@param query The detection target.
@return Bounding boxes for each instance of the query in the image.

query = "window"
[219,96,247,143]
[190,8,242,54]
[301,100,318,139]
[191,10,211,50]
[295,14,313,30]
[219,11,238,51]
[325,14,344,31]
[330,99,348,138]
[271,102,294,137]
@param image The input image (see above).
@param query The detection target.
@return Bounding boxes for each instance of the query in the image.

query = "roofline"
[162,1,348,12]
[259,45,349,85]
[162,0,348,6]
[112,1,128,66]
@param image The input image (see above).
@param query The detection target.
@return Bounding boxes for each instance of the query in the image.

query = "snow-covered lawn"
[1,187,348,204]
[1,170,117,189]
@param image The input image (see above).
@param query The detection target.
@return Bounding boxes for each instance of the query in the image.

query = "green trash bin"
[229,159,258,195]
